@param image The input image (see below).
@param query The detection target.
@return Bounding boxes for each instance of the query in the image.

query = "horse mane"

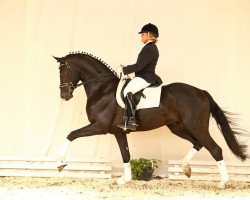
[67,51,119,78]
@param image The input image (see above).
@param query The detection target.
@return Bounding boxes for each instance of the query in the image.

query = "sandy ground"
[0,177,249,200]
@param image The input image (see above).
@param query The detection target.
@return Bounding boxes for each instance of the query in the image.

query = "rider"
[117,23,163,131]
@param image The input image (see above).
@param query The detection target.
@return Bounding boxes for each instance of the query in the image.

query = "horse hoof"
[217,181,228,189]
[182,165,191,178]
[116,177,130,185]
[57,164,67,172]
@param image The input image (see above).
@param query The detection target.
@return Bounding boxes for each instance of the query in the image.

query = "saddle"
[116,77,162,110]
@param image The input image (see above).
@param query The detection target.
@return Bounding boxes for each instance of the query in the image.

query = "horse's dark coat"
[54,53,247,163]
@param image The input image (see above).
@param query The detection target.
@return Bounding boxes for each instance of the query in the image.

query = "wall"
[0,0,249,175]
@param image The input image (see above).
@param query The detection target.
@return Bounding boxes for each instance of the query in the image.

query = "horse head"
[53,56,81,101]
[53,53,120,101]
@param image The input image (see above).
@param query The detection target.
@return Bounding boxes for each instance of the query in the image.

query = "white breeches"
[123,77,151,97]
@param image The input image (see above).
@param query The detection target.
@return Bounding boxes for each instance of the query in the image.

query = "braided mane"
[68,51,119,78]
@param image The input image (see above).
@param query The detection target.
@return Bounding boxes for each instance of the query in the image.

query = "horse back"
[160,82,210,120]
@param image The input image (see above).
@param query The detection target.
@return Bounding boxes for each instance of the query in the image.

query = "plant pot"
[138,169,154,181]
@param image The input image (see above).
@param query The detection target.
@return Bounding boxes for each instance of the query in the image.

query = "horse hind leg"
[181,143,203,178]
[181,146,200,178]
[217,160,229,189]
[167,124,203,178]
[194,131,229,188]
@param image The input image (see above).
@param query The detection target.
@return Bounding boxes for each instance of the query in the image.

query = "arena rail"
[0,157,112,178]
[168,160,250,182]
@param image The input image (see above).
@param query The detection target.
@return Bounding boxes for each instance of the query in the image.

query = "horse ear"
[53,56,62,63]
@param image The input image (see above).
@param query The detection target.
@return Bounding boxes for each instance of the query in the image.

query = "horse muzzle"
[60,92,73,101]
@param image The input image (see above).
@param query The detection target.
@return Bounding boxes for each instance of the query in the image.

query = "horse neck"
[75,56,119,99]
[83,76,118,100]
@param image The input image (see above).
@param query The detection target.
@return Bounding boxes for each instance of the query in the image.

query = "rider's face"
[141,32,149,44]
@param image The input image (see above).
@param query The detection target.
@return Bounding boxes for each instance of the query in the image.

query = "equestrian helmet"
[138,23,159,38]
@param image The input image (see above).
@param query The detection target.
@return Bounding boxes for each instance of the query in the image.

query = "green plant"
[130,158,159,180]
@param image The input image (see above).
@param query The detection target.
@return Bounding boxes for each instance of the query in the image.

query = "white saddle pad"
[116,77,162,110]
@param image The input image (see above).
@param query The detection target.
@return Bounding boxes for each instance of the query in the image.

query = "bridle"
[59,63,78,93]
[59,62,112,94]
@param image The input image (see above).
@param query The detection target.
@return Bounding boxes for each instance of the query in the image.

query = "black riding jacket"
[123,42,163,86]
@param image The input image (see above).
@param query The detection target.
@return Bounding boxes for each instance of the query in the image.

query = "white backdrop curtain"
[0,0,249,174]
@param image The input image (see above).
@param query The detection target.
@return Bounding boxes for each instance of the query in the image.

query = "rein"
[75,73,113,88]
[59,63,112,92]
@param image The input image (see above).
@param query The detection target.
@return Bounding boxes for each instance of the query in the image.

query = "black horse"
[54,52,247,188]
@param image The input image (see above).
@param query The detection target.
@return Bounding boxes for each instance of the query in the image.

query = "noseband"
[59,62,112,94]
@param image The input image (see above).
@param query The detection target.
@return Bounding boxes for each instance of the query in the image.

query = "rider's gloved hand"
[116,64,126,76]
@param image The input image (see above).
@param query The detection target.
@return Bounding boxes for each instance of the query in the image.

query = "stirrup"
[117,117,129,131]
[117,125,128,131]
[117,120,137,131]
[128,117,138,127]
[128,124,137,131]
[117,124,137,131]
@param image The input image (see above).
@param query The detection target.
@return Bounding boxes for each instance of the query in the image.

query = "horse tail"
[203,90,248,161]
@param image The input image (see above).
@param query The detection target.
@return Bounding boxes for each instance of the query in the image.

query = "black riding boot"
[126,92,138,129]
[117,92,138,131]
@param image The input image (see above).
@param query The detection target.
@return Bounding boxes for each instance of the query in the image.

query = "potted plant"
[130,158,159,181]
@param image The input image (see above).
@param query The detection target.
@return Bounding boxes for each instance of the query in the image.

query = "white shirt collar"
[144,40,154,46]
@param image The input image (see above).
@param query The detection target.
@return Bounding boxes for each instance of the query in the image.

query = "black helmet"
[138,23,159,38]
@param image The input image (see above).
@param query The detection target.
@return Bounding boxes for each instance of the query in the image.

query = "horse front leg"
[57,122,104,171]
[114,133,132,185]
